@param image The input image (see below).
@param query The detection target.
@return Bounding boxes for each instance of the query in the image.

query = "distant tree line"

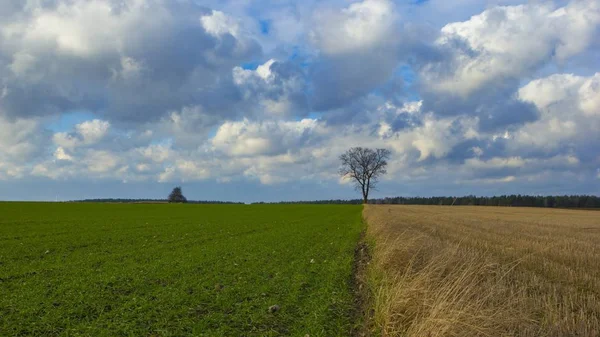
[74,198,243,204]
[73,195,600,208]
[254,199,364,205]
[264,195,600,208]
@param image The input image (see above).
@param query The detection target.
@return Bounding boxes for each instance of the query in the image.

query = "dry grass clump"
[363,205,600,337]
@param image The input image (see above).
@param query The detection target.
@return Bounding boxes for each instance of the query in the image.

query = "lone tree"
[339,147,391,204]
[168,186,187,203]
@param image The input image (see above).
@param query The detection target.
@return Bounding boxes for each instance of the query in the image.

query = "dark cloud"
[0,0,599,199]
[0,1,261,125]
[419,80,540,132]
[309,49,401,111]
[390,112,422,132]
[237,59,310,118]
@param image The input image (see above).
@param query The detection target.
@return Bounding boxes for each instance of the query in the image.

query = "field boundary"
[350,229,374,337]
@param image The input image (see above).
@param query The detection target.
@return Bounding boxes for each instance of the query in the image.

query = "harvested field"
[363,205,600,337]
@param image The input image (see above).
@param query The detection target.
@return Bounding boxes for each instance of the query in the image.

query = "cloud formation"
[0,0,599,200]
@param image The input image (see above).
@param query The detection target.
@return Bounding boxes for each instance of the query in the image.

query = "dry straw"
[363,205,600,337]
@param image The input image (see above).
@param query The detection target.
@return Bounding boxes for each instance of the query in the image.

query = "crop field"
[363,205,600,337]
[0,203,363,336]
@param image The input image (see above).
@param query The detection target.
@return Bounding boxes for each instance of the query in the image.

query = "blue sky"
[0,0,599,201]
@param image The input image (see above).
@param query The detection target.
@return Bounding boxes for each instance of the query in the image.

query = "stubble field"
[363,205,600,337]
[0,203,363,336]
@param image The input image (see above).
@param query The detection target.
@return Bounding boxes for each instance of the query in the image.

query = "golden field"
[363,205,600,337]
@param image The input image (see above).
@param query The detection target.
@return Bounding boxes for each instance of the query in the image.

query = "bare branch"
[339,147,391,203]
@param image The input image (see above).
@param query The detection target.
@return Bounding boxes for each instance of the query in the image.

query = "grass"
[363,205,600,337]
[0,203,363,336]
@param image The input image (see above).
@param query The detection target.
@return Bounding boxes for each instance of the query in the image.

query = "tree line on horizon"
[74,198,243,204]
[266,195,600,208]
[72,195,600,208]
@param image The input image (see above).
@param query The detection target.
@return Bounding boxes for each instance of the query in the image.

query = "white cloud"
[76,119,110,144]
[472,146,483,157]
[9,52,37,77]
[309,0,403,110]
[380,105,479,161]
[232,59,307,117]
[0,0,261,122]
[424,2,600,96]
[465,156,526,169]
[311,0,396,54]
[212,118,319,157]
[53,119,110,148]
[0,0,599,197]
[19,1,124,56]
[514,73,600,151]
[139,143,172,163]
[201,10,241,38]
[54,147,74,161]
[136,163,150,172]
[474,175,517,184]
[199,9,259,63]
[112,56,144,81]
[518,73,585,110]
[84,150,119,173]
[412,116,478,161]
[463,155,581,179]
[0,116,44,161]
[578,74,600,116]
[158,160,211,183]
[158,166,176,183]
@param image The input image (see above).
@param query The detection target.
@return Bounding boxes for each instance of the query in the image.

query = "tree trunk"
[364,177,370,204]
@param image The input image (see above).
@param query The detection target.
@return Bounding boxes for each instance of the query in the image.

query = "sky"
[0,0,599,202]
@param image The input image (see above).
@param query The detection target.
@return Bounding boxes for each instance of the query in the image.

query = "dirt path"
[350,230,373,337]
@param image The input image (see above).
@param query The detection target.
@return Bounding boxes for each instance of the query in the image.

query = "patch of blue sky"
[288,46,312,69]
[259,19,270,34]
[207,125,220,138]
[240,61,262,70]
[148,137,174,146]
[398,64,416,86]
[293,111,322,122]
[400,65,421,101]
[46,110,97,132]
[369,64,420,101]
[240,46,310,71]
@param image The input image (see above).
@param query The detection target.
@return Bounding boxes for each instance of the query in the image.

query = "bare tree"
[339,147,391,204]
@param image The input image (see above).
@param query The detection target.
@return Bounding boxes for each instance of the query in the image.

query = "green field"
[0,203,363,336]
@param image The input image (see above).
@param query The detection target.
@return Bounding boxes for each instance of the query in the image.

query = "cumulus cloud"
[513,73,600,159]
[0,116,47,162]
[233,59,309,117]
[311,0,397,55]
[309,0,403,110]
[0,0,599,198]
[0,114,50,181]
[54,147,73,161]
[53,119,110,148]
[212,118,320,156]
[0,0,261,122]
[422,1,600,97]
